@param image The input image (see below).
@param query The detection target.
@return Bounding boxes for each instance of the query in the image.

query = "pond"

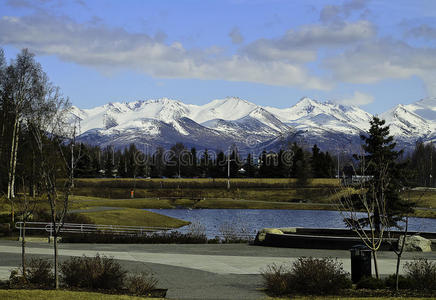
[147,208,436,239]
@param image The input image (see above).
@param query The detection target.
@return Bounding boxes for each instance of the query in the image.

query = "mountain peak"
[221,96,252,105]
[292,97,322,114]
[296,97,319,106]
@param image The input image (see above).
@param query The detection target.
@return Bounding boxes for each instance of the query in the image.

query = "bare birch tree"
[16,54,77,288]
[336,155,390,279]
[0,48,6,163]
[1,49,45,223]
[29,88,75,289]
[387,186,427,290]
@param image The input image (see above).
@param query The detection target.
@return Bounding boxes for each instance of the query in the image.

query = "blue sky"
[1,0,435,113]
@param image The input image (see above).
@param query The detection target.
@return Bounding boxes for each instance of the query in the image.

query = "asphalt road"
[0,241,435,299]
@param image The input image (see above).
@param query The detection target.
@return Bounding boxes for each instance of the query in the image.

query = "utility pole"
[431,141,433,187]
[227,150,231,190]
[178,156,181,178]
[70,124,76,188]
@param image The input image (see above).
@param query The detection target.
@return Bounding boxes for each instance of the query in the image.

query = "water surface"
[147,208,436,238]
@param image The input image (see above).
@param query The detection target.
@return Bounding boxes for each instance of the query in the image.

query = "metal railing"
[15,221,173,239]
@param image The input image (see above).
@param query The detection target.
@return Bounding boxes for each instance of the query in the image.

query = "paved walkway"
[0,241,435,299]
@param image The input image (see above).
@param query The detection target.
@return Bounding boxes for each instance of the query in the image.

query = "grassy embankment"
[406,189,436,218]
[79,207,189,228]
[0,195,189,229]
[0,289,163,300]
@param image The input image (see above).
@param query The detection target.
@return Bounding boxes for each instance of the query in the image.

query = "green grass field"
[0,289,163,300]
[79,208,189,228]
[407,189,436,208]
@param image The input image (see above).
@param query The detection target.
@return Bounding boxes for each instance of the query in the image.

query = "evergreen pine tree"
[104,146,115,178]
[358,116,414,229]
[213,151,226,178]
[244,153,256,178]
[190,147,198,177]
[200,149,210,177]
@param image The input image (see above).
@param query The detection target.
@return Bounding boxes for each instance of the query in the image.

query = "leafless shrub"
[125,272,158,296]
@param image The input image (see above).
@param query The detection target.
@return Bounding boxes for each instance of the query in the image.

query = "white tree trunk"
[11,121,20,199]
[7,116,19,223]
[7,116,18,200]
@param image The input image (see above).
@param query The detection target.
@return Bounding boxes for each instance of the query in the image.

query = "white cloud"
[324,39,436,97]
[335,91,374,106]
[243,21,374,62]
[0,13,331,90]
[283,20,374,47]
[3,0,436,98]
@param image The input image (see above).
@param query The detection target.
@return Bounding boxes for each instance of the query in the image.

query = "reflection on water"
[147,209,436,239]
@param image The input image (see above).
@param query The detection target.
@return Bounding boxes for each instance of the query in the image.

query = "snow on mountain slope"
[381,104,432,138]
[73,98,193,135]
[189,97,258,123]
[74,96,371,139]
[71,97,294,148]
[378,97,436,144]
[264,97,372,135]
[200,106,292,143]
[243,107,290,133]
[70,95,436,152]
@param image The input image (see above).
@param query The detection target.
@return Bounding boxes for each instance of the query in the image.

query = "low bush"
[8,269,28,289]
[290,257,352,295]
[262,257,352,296]
[384,274,417,290]
[404,258,436,290]
[60,254,126,290]
[0,222,11,236]
[26,258,53,287]
[261,263,293,295]
[356,276,385,290]
[8,259,53,289]
[125,272,158,296]
[63,213,94,224]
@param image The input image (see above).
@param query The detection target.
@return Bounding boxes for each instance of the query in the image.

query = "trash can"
[350,244,372,283]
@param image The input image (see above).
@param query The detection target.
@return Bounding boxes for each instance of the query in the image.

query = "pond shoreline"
[147,208,436,239]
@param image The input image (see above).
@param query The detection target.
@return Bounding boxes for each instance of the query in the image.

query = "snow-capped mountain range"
[70,96,436,153]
